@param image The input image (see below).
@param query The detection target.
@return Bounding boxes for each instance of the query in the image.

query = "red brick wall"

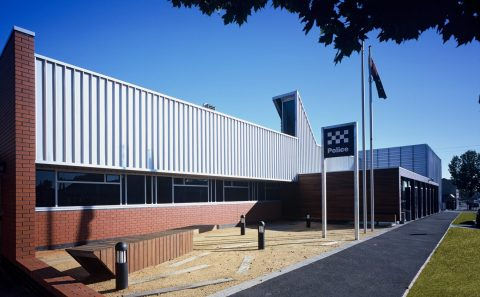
[35,201,281,249]
[0,28,36,260]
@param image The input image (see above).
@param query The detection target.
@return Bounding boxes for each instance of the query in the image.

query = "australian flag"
[369,58,387,99]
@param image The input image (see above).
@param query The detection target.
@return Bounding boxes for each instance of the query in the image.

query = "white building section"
[35,55,327,181]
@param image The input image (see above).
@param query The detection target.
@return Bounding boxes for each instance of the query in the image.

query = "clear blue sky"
[2,0,479,178]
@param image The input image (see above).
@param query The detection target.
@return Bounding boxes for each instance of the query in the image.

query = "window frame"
[281,97,296,137]
[56,170,122,206]
[172,177,210,204]
[35,170,279,211]
[223,180,250,201]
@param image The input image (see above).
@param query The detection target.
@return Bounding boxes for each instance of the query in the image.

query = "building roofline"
[13,26,35,36]
[35,54,300,141]
[1,26,35,58]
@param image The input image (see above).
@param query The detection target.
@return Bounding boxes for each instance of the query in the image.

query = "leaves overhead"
[169,0,480,63]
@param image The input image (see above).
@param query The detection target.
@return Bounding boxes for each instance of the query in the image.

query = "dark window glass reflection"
[127,175,145,204]
[58,183,120,206]
[174,186,208,203]
[282,99,296,136]
[185,179,208,186]
[36,170,55,207]
[58,171,104,182]
[106,174,120,183]
[157,177,172,204]
[224,187,249,201]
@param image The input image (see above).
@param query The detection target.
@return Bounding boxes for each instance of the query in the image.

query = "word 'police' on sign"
[322,123,355,158]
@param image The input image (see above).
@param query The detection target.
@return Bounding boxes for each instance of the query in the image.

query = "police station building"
[0,27,441,261]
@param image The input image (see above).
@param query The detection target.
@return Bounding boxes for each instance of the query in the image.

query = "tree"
[448,150,480,201]
[169,0,480,63]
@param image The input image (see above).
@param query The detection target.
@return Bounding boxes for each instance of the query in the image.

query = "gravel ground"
[37,221,383,297]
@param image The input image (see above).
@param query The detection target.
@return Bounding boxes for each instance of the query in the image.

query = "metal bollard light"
[306,214,311,228]
[258,221,265,250]
[115,242,128,290]
[240,214,246,236]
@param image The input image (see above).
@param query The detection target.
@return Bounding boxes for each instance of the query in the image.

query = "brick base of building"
[35,201,282,249]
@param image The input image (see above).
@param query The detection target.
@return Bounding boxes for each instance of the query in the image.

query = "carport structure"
[401,173,439,221]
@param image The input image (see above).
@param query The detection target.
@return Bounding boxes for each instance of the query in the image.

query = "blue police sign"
[322,123,355,158]
[320,121,359,240]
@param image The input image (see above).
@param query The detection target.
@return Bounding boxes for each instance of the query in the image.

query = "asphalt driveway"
[232,212,457,297]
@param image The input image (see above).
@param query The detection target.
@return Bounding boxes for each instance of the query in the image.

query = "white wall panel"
[54,65,63,163]
[73,71,81,163]
[91,76,98,165]
[35,55,331,181]
[121,85,127,167]
[45,62,53,162]
[98,78,105,166]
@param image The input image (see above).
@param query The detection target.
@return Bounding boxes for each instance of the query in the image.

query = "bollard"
[306,214,311,228]
[258,221,265,250]
[115,242,128,290]
[240,214,246,235]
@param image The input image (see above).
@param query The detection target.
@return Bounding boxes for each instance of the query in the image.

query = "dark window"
[209,180,214,202]
[121,175,126,204]
[265,182,289,200]
[282,99,296,136]
[224,181,249,187]
[232,181,248,187]
[58,183,120,206]
[127,175,145,204]
[106,174,120,183]
[215,179,223,202]
[173,178,184,185]
[224,187,249,201]
[185,178,208,186]
[250,182,257,201]
[257,182,266,201]
[146,176,152,204]
[58,171,104,182]
[266,182,279,200]
[36,170,55,207]
[174,186,208,203]
[157,177,172,204]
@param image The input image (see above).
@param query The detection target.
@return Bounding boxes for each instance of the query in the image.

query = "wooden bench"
[66,229,194,279]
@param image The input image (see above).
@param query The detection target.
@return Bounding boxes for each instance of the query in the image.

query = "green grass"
[408,227,480,297]
[452,212,477,225]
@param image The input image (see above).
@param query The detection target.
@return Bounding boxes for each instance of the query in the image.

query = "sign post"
[322,122,359,240]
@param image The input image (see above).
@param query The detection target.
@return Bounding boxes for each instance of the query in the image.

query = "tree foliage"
[448,150,480,200]
[169,0,480,63]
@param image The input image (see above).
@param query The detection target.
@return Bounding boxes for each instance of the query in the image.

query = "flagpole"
[361,41,367,234]
[369,46,375,231]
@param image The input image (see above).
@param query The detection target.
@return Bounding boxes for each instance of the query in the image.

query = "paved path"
[232,212,457,297]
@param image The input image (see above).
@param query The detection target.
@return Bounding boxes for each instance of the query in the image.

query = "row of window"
[36,170,287,207]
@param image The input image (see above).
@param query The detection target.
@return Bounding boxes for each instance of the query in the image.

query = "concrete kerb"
[401,211,459,297]
[208,218,415,297]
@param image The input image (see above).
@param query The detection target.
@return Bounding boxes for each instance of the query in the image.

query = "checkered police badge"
[327,130,349,145]
[323,123,355,158]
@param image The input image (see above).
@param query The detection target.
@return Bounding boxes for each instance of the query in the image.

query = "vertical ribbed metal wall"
[359,144,441,185]
[35,55,322,181]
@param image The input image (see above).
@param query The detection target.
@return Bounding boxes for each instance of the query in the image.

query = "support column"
[0,27,36,260]
[428,186,433,214]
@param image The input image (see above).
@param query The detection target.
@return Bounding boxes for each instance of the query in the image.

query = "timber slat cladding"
[66,229,194,278]
[287,168,401,222]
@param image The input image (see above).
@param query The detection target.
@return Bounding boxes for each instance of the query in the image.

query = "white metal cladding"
[35,55,322,181]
